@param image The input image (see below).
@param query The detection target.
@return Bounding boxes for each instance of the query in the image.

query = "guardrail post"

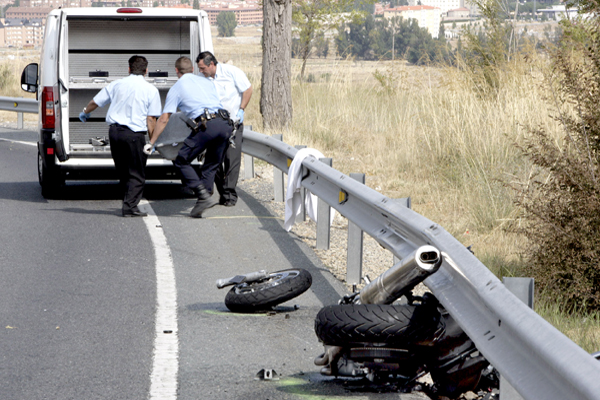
[243,125,254,180]
[295,145,307,221]
[272,134,284,202]
[392,197,412,264]
[500,277,534,400]
[316,157,333,250]
[243,153,254,180]
[346,173,365,285]
[17,112,24,130]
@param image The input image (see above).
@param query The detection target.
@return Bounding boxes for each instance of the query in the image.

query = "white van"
[21,7,213,197]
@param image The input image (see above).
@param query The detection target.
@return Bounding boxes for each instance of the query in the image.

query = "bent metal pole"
[359,245,442,305]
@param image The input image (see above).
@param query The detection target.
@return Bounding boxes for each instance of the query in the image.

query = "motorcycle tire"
[315,303,444,346]
[225,269,312,313]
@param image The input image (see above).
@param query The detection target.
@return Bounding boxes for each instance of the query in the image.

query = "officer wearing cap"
[196,51,253,207]
[148,56,232,218]
[79,55,162,217]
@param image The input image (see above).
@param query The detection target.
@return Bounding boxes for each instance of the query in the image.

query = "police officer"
[148,56,232,218]
[79,55,162,217]
[196,51,253,207]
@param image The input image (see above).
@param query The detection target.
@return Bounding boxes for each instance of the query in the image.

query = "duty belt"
[188,108,232,133]
[195,112,218,121]
[194,108,230,124]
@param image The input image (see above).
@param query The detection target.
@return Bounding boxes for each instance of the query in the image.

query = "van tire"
[38,152,63,198]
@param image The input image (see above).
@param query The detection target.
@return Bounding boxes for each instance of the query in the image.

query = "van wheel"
[38,152,63,198]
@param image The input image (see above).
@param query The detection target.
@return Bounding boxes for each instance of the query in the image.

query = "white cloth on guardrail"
[284,148,336,232]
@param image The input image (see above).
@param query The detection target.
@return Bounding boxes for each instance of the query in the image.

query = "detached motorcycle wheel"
[225,269,312,313]
[315,303,444,346]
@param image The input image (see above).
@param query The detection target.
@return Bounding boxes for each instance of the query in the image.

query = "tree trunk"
[300,44,310,80]
[261,0,293,130]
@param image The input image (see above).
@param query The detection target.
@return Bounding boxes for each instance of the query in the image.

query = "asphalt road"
[0,128,429,400]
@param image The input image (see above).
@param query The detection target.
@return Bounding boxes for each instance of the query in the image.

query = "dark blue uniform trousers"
[173,117,231,191]
[215,123,243,204]
[108,124,148,214]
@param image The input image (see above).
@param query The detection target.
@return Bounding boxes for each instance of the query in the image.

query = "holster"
[181,115,204,134]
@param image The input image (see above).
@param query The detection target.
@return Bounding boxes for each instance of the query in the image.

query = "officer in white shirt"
[79,55,162,217]
[148,56,232,218]
[196,51,253,207]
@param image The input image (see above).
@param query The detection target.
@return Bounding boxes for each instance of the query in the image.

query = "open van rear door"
[54,10,68,161]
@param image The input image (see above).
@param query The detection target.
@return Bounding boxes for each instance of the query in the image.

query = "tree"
[261,0,293,129]
[335,14,451,65]
[193,0,199,10]
[293,0,372,80]
[217,12,237,37]
[314,33,329,58]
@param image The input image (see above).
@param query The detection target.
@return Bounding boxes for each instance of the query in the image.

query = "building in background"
[21,0,93,7]
[0,0,263,47]
[384,5,441,38]
[5,6,54,20]
[446,6,469,19]
[4,20,45,47]
[537,5,584,21]
[203,3,262,26]
[3,6,51,47]
[408,0,461,16]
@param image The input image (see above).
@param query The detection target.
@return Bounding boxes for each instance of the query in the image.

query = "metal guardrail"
[2,96,600,399]
[0,96,38,113]
[0,96,38,129]
[241,128,600,400]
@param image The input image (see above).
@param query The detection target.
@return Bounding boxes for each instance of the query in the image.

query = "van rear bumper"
[54,157,196,181]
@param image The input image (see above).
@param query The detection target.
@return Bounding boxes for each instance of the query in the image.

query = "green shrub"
[513,14,600,311]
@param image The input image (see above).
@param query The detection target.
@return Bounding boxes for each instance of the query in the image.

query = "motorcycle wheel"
[315,303,444,346]
[224,269,312,313]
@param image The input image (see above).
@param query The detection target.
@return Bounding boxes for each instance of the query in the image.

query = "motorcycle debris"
[255,369,279,381]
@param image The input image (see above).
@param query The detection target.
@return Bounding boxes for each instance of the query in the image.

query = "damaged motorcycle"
[313,245,499,399]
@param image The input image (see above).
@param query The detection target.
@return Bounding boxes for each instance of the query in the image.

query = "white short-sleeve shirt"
[93,74,162,132]
[211,63,251,122]
[162,73,223,120]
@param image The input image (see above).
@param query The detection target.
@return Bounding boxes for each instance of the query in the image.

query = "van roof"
[50,7,208,18]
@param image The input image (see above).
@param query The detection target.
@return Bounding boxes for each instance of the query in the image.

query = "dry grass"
[0,49,39,127]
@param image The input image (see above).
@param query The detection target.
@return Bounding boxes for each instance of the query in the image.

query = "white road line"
[139,199,179,400]
[0,138,36,146]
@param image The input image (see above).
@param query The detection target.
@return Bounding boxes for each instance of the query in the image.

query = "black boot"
[190,184,217,218]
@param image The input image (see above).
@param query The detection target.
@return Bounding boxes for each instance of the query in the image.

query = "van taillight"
[42,86,55,129]
[117,7,142,13]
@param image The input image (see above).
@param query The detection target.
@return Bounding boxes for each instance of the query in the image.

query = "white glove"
[143,143,154,155]
[236,109,244,123]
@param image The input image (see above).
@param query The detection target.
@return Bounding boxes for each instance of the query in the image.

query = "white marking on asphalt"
[0,138,36,146]
[138,199,179,399]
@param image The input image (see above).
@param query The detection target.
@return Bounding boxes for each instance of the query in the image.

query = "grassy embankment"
[2,24,598,352]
